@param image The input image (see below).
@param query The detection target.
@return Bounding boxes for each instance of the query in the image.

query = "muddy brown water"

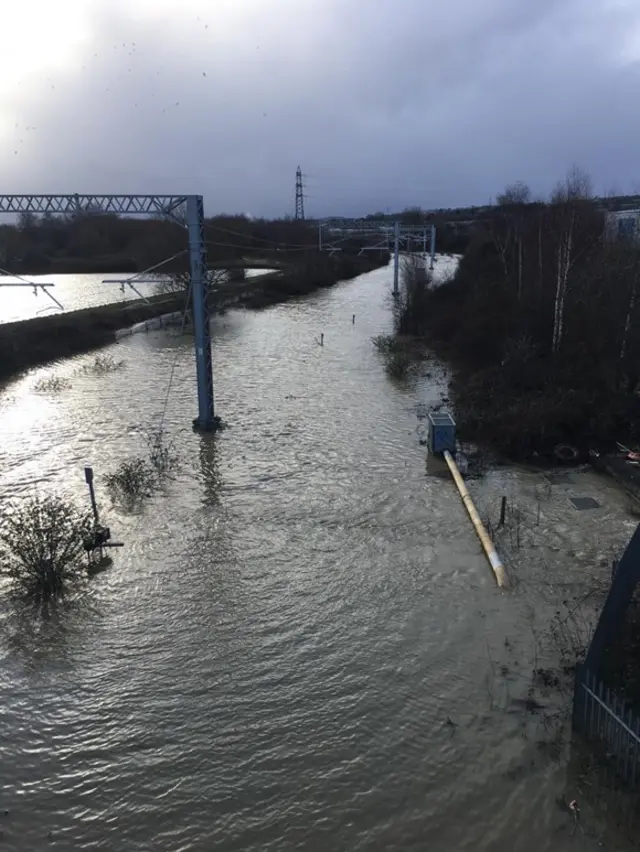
[0,263,637,850]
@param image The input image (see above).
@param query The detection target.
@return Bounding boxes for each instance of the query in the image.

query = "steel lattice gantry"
[318,218,437,294]
[0,194,217,432]
[0,194,187,216]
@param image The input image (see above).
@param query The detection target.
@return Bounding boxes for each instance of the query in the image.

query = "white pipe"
[443,450,508,588]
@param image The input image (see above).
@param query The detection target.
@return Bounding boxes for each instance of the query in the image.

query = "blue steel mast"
[0,194,218,431]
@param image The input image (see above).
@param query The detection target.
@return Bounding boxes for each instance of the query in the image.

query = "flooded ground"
[0,260,637,850]
[0,268,272,323]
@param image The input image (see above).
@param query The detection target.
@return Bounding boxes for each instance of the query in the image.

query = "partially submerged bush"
[372,333,398,355]
[80,354,125,375]
[385,350,411,379]
[106,424,179,504]
[0,495,93,606]
[33,375,71,393]
[142,425,178,475]
[105,458,156,499]
[372,333,411,378]
[372,258,433,381]
[154,269,226,296]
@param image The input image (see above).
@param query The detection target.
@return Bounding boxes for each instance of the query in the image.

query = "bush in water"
[33,374,72,393]
[0,495,93,607]
[372,333,411,379]
[372,333,397,355]
[142,425,179,476]
[80,354,126,375]
[106,425,179,504]
[105,458,156,500]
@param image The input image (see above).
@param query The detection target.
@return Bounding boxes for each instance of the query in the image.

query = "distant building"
[605,209,640,240]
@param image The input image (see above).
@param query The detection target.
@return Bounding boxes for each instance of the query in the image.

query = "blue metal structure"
[573,663,640,787]
[0,194,217,431]
[186,195,216,431]
[318,219,436,295]
[0,194,187,215]
[428,412,456,455]
[584,522,640,673]
[393,222,437,294]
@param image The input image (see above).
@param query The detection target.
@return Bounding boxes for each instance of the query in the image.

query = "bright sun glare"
[0,0,249,102]
[0,4,92,98]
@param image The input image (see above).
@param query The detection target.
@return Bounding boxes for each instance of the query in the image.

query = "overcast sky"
[1,0,639,218]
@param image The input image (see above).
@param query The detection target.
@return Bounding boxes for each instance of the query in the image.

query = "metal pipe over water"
[443,449,508,588]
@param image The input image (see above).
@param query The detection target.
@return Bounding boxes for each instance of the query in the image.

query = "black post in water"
[499,496,507,528]
[84,467,99,526]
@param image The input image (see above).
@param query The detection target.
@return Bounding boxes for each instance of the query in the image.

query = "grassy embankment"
[0,253,388,382]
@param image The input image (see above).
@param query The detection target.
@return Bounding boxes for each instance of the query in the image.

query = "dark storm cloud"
[1,0,639,217]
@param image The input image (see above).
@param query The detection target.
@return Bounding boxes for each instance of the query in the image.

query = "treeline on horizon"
[0,212,323,275]
[0,204,468,276]
[403,166,640,458]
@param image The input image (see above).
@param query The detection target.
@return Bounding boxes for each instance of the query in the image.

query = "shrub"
[372,333,411,379]
[80,354,125,375]
[33,375,71,393]
[372,333,397,354]
[105,458,156,500]
[0,495,92,606]
[105,424,179,504]
[142,425,179,475]
[385,350,411,379]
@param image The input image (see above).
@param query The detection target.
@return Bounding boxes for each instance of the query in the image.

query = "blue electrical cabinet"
[427,411,456,455]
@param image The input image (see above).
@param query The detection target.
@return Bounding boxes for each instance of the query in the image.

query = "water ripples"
[0,265,635,850]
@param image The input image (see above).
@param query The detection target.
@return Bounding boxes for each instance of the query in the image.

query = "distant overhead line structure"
[295,167,305,221]
[318,218,436,294]
[318,218,393,253]
[0,194,217,432]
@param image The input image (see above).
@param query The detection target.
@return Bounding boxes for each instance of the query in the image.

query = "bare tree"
[154,268,226,296]
[551,209,575,352]
[551,165,593,203]
[491,184,530,297]
[496,182,532,206]
[549,168,596,352]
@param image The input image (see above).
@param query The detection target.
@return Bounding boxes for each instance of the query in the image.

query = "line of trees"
[405,167,640,458]
[0,206,470,277]
[0,212,322,275]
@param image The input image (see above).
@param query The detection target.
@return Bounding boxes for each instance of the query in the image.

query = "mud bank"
[0,253,388,381]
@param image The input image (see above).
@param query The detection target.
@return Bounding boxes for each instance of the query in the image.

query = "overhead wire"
[157,217,385,428]
[157,231,326,431]
[203,221,318,251]
[124,250,188,281]
[158,274,194,433]
[205,239,317,253]
[0,267,65,310]
[203,223,385,254]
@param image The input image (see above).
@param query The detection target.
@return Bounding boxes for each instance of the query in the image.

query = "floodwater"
[0,259,637,851]
[0,268,272,324]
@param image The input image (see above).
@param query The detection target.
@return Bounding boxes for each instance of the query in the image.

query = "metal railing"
[573,663,640,786]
